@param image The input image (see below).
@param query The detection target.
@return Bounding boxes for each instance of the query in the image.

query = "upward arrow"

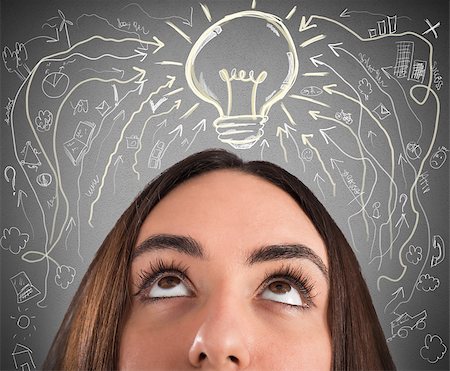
[17,189,27,208]
[301,133,314,146]
[185,120,207,151]
[260,139,270,149]
[65,217,76,230]
[319,126,336,144]
[168,124,183,137]
[384,287,404,313]
[192,119,207,132]
[330,158,344,170]
[114,155,124,166]
[259,139,270,160]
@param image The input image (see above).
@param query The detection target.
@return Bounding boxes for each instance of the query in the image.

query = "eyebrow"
[132,234,328,281]
[132,234,204,260]
[247,244,329,281]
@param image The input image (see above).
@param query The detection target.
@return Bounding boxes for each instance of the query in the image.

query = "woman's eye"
[148,275,191,299]
[261,280,303,306]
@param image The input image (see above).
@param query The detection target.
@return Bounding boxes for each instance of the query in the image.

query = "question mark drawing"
[399,193,408,213]
[4,166,17,196]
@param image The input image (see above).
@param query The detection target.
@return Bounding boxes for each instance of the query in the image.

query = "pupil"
[158,276,180,289]
[269,281,291,294]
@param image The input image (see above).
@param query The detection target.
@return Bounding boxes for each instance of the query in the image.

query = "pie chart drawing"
[41,72,70,98]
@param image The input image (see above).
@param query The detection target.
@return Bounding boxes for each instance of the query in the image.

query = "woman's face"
[119,170,331,370]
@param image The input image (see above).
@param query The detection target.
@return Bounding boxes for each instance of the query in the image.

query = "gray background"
[1,0,448,369]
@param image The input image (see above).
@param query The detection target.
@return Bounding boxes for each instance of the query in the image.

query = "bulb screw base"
[213,115,268,149]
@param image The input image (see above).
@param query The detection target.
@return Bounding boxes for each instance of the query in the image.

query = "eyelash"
[135,260,316,310]
[259,264,316,310]
[135,259,191,304]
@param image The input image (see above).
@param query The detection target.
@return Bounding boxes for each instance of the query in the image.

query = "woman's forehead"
[136,170,328,267]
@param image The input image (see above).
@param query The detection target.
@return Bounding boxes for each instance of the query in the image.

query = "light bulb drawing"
[186,11,298,149]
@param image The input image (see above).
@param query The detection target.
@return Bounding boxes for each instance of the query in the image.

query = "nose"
[188,295,251,369]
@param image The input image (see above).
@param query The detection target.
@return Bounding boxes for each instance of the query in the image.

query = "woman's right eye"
[148,275,191,299]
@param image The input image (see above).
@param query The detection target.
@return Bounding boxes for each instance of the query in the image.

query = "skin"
[119,170,332,370]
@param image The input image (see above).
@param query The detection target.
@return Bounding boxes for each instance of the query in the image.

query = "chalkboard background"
[1,0,448,369]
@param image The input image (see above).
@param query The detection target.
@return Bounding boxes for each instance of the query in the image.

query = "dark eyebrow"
[132,235,328,282]
[246,244,329,282]
[132,234,205,261]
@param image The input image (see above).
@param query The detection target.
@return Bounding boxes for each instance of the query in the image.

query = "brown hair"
[43,149,395,370]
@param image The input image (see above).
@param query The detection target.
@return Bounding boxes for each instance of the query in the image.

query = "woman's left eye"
[148,275,191,299]
[260,280,303,306]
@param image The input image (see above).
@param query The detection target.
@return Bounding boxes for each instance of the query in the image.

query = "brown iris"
[158,276,181,289]
[268,281,291,294]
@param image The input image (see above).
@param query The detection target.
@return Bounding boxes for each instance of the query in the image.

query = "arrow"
[320,77,397,252]
[328,43,343,57]
[394,213,409,229]
[113,110,125,123]
[148,75,177,112]
[299,16,317,32]
[302,134,336,196]
[311,111,373,239]
[113,155,124,194]
[127,99,182,179]
[368,130,377,146]
[17,189,35,239]
[309,110,322,121]
[64,217,76,250]
[168,124,183,137]
[323,83,338,95]
[314,173,326,199]
[319,126,337,144]
[260,139,269,160]
[384,287,404,313]
[111,67,125,79]
[340,8,351,18]
[398,153,407,189]
[301,133,313,145]
[133,48,149,62]
[184,7,194,27]
[166,21,192,44]
[16,189,27,208]
[131,66,148,94]
[276,126,289,163]
[161,124,183,160]
[186,119,206,151]
[65,216,76,230]
[279,123,302,163]
[381,66,393,80]
[152,119,168,145]
[310,54,325,67]
[135,36,165,54]
[330,158,344,170]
